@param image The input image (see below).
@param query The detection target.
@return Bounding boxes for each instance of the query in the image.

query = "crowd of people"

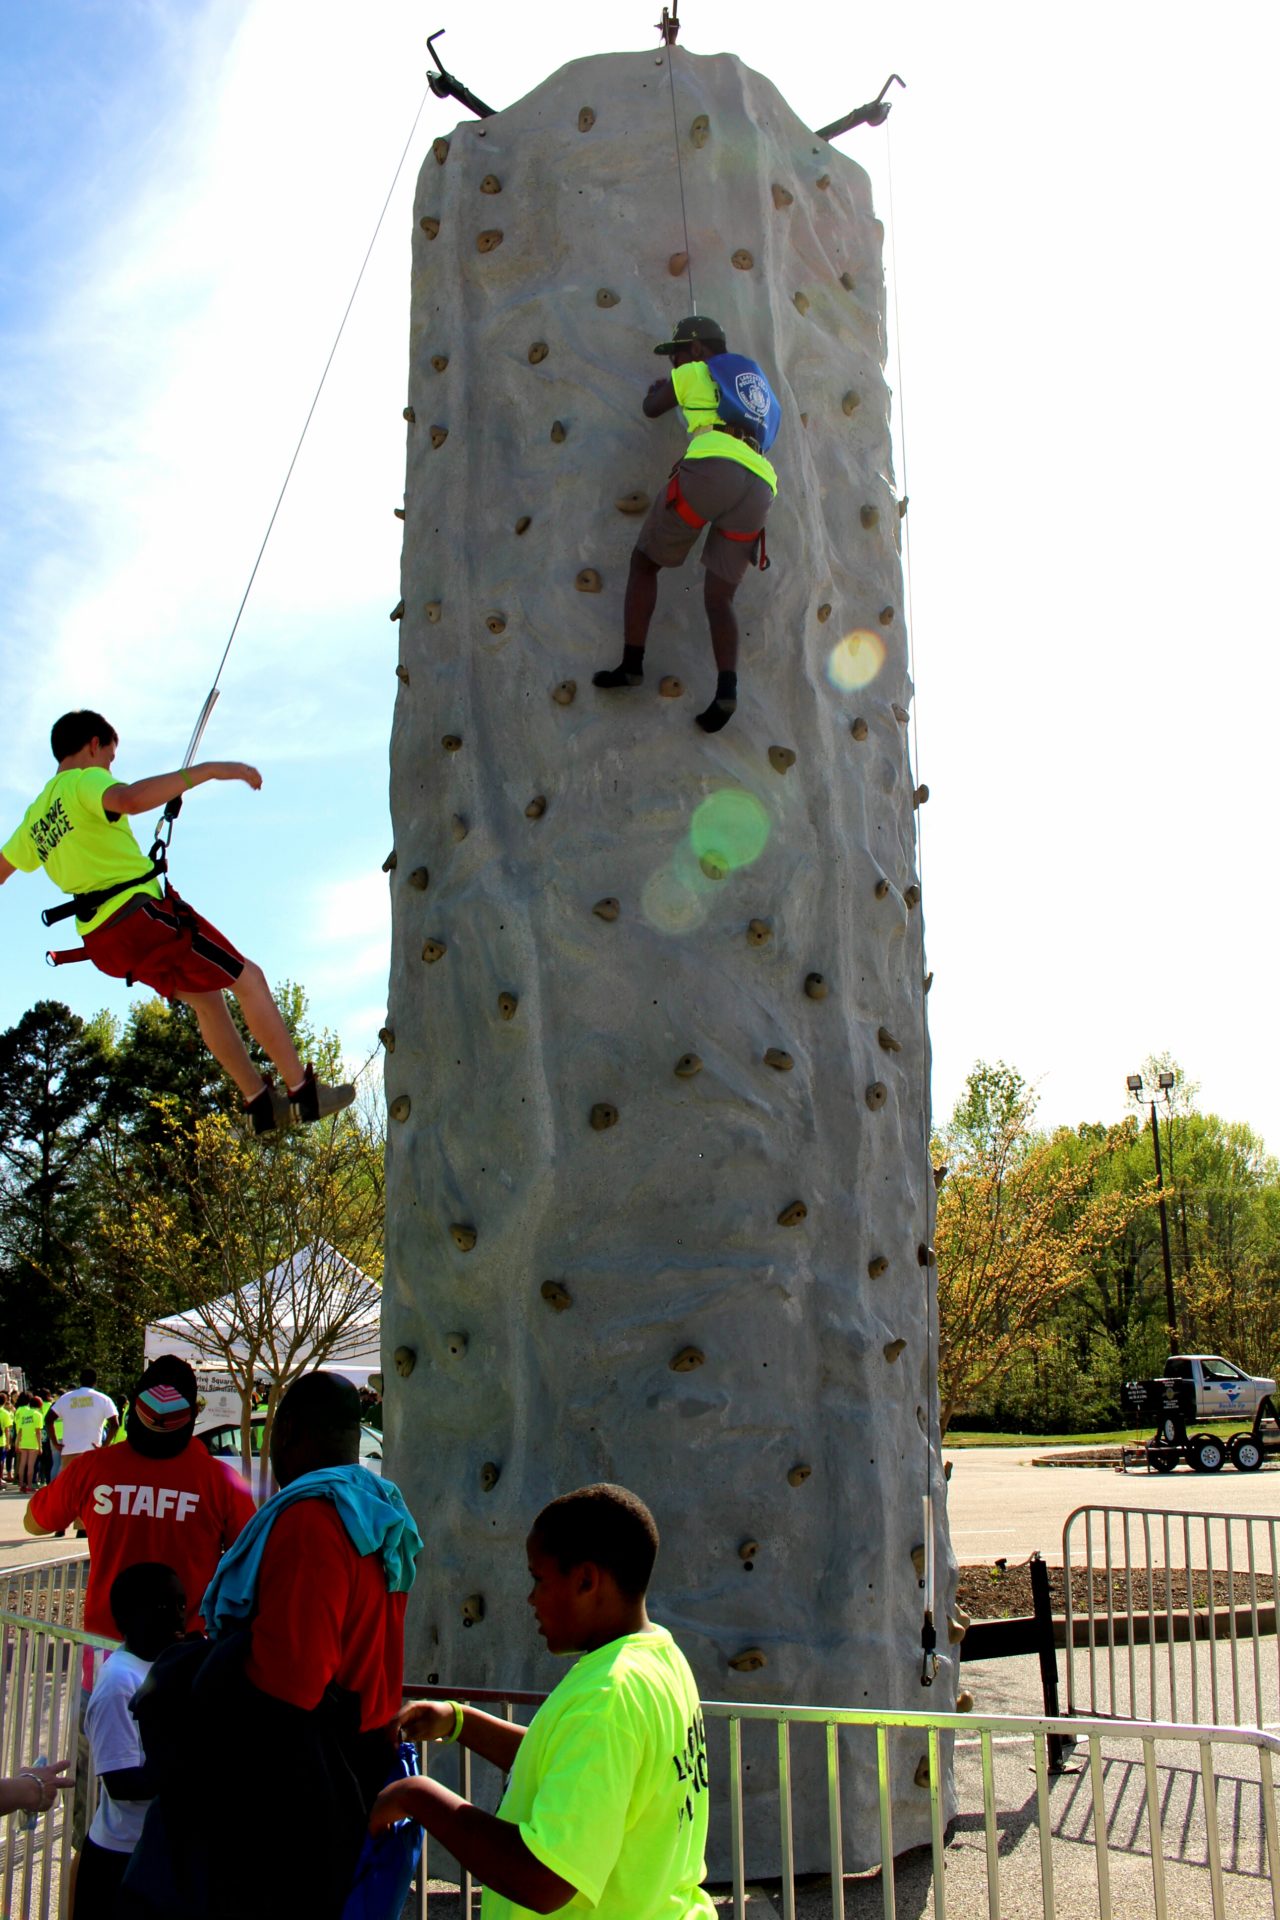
[11,1355,712,1920]
[2,1370,119,1496]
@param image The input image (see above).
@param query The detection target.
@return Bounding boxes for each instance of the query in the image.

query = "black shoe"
[245,1078,291,1135]
[289,1064,355,1124]
[592,666,644,689]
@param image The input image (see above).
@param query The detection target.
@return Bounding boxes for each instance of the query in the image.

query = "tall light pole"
[1127,1071,1179,1347]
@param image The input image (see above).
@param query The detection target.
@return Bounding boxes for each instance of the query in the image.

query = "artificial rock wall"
[382,43,955,1869]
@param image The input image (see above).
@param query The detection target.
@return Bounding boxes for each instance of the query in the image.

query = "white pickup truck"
[1162,1355,1276,1422]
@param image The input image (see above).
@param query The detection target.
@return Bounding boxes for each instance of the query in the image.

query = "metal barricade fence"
[1063,1505,1280,1728]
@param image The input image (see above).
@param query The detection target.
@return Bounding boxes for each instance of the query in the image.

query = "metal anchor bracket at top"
[426,29,496,119]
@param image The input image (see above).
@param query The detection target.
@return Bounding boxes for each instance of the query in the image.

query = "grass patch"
[944,1420,1246,1449]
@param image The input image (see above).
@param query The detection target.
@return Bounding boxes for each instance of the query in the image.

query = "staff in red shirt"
[25,1355,254,1635]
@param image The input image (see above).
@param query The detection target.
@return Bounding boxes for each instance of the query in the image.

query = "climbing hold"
[381,851,397,873]
[933,1165,948,1190]
[515,516,532,535]
[431,353,449,372]
[918,1244,937,1268]
[904,885,921,909]
[403,406,416,423]
[731,248,754,271]
[910,1545,926,1578]
[389,600,404,622]
[768,745,796,774]
[865,1082,887,1110]
[432,137,450,164]
[393,1344,416,1375]
[615,491,650,515]
[592,897,620,922]
[739,1541,759,1568]
[430,425,448,449]
[497,992,518,1021]
[877,1027,901,1052]
[729,1648,767,1673]
[528,340,548,363]
[913,785,930,808]
[578,106,596,132]
[771,183,794,209]
[787,1463,811,1487]
[817,603,832,623]
[874,878,890,899]
[446,1332,469,1359]
[956,1691,974,1714]
[378,1026,395,1053]
[480,174,501,194]
[674,1053,702,1078]
[486,614,507,635]
[746,919,772,947]
[671,1346,705,1372]
[389,1096,411,1123]
[804,973,828,1000]
[552,681,577,706]
[461,1594,484,1628]
[419,215,440,238]
[480,1461,501,1491]
[576,568,602,593]
[550,420,567,443]
[541,1280,572,1312]
[393,507,405,521]
[944,1458,953,1479]
[763,1048,793,1072]
[408,867,430,892]
[793,291,810,315]
[659,675,684,698]
[596,288,620,308]
[451,815,468,842]
[800,412,809,427]
[923,971,934,993]
[525,795,547,820]
[840,271,856,291]
[878,607,895,626]
[884,1338,907,1363]
[777,1201,807,1227]
[868,1256,889,1279]
[899,496,909,517]
[851,717,869,741]
[422,940,447,964]
[589,1102,618,1131]
[699,854,727,881]
[841,390,860,415]
[816,172,831,190]
[914,1756,930,1789]
[476,230,503,253]
[892,702,910,724]
[690,114,710,148]
[950,1604,971,1642]
[442,735,462,752]
[395,664,409,685]
[426,603,442,624]
[668,251,689,277]
[860,504,879,530]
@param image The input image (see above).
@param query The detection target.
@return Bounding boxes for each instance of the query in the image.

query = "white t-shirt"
[52,1387,117,1454]
[85,1648,152,1853]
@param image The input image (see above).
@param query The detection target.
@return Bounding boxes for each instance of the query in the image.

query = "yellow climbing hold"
[771,183,794,209]
[525,795,547,820]
[729,1648,767,1673]
[763,1047,793,1072]
[476,230,503,253]
[389,1095,411,1122]
[442,734,462,752]
[793,291,810,315]
[578,106,596,132]
[485,614,507,635]
[432,137,449,164]
[851,717,869,741]
[668,250,689,277]
[777,1201,807,1227]
[690,114,710,148]
[422,939,447,964]
[842,390,860,415]
[767,745,796,774]
[576,568,602,592]
[732,249,754,271]
[596,288,620,308]
[541,1280,572,1311]
[590,1102,618,1131]
[431,353,449,372]
[746,919,772,947]
[528,341,549,363]
[552,681,576,706]
[408,867,429,892]
[450,1224,477,1252]
[497,992,518,1021]
[878,1027,901,1052]
[515,516,532,535]
[659,676,684,698]
[671,1346,705,1372]
[884,1338,907,1363]
[865,1082,887,1109]
[868,1255,889,1278]
[480,174,501,194]
[419,215,440,238]
[804,973,828,1000]
[674,1053,702,1078]
[550,420,567,443]
[593,897,620,922]
[430,425,448,449]
[787,1463,811,1486]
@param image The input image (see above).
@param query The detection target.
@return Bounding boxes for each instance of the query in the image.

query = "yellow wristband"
[444,1701,465,1744]
[179,770,194,790]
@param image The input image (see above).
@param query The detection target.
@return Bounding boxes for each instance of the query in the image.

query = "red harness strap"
[665,472,769,570]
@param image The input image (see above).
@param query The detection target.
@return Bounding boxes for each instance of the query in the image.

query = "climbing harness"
[40,80,433,969]
[664,470,769,570]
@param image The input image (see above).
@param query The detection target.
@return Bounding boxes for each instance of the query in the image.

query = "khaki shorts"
[636,457,774,585]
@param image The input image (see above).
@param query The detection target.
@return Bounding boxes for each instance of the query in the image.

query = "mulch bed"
[957,1561,1277,1623]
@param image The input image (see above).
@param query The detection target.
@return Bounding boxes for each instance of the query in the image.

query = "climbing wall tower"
[383,44,955,1869]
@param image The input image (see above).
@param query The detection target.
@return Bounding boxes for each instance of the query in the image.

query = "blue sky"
[2,1,1278,1146]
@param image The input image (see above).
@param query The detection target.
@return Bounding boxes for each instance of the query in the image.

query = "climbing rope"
[883,121,939,1683]
[659,6,697,313]
[176,82,433,773]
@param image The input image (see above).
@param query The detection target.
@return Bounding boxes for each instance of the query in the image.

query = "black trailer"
[1120,1378,1280,1473]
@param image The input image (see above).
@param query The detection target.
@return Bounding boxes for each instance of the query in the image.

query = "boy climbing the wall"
[594,315,779,734]
[0,711,353,1132]
[371,1483,715,1920]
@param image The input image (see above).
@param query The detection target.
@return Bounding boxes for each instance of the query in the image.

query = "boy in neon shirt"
[593,314,778,734]
[0,711,353,1132]
[372,1484,714,1920]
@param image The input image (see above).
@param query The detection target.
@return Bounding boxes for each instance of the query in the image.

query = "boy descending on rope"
[0,711,353,1132]
[593,314,780,734]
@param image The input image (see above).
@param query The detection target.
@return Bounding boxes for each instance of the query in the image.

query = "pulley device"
[426,30,496,119]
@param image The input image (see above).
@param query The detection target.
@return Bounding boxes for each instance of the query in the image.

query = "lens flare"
[688,788,771,875]
[641,851,712,935]
[827,628,886,693]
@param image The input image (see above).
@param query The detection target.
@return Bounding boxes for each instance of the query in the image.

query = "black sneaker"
[289,1064,356,1123]
[245,1078,291,1135]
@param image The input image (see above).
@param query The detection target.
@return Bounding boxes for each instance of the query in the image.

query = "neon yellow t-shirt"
[671,363,777,493]
[2,766,161,934]
[14,1407,42,1448]
[482,1626,715,1920]
[0,1407,12,1438]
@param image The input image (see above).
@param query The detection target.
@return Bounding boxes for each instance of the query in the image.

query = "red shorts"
[83,890,245,1000]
